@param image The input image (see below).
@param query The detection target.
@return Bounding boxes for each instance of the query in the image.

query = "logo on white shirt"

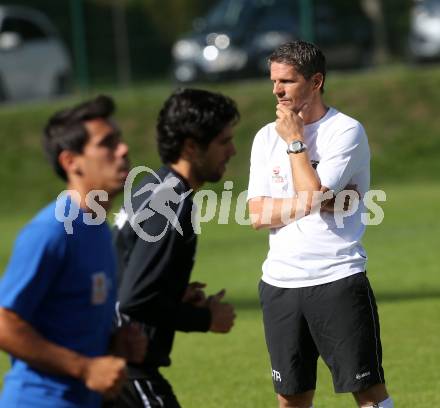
[311,160,320,169]
[272,166,285,184]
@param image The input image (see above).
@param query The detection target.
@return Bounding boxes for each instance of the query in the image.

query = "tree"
[136,0,213,41]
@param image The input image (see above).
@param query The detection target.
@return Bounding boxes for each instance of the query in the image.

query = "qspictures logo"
[120,166,192,242]
[55,166,387,241]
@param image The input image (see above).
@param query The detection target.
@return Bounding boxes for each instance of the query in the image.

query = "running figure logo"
[118,166,192,242]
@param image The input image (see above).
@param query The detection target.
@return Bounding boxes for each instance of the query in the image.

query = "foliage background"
[12,0,413,85]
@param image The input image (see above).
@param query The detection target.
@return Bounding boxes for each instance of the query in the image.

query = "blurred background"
[1,0,440,406]
[1,0,438,99]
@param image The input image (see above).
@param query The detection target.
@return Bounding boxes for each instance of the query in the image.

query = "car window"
[1,17,47,41]
[204,0,298,31]
[203,0,245,29]
[314,4,341,43]
[253,0,299,32]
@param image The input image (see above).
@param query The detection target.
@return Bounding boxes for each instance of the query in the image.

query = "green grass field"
[161,182,440,407]
[1,65,440,406]
[1,183,439,406]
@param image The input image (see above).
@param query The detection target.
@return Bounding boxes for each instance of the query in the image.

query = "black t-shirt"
[114,166,211,372]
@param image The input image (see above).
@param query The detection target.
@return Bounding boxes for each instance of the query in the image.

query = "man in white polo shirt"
[247,41,392,408]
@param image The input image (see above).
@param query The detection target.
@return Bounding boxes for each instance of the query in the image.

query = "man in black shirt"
[110,88,239,407]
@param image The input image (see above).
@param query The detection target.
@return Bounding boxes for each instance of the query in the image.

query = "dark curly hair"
[43,95,115,181]
[156,88,240,164]
[269,41,326,93]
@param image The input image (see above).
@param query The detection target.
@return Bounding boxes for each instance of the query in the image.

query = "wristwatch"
[286,140,307,154]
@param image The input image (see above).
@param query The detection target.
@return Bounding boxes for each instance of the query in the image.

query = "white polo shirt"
[247,107,370,288]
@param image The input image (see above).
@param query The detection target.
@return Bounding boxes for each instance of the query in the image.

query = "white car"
[408,0,440,61]
[0,6,71,102]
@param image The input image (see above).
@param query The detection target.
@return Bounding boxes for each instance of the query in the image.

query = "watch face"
[287,140,306,154]
[292,141,301,151]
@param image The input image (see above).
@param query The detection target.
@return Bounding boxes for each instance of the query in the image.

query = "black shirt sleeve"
[175,302,211,332]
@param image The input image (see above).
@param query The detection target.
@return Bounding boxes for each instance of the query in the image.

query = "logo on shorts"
[355,371,371,380]
[272,369,282,382]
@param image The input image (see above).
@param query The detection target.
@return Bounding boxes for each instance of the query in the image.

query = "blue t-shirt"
[0,199,116,408]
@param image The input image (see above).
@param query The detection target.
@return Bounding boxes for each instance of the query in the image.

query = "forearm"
[249,187,334,230]
[289,151,321,193]
[119,288,183,328]
[249,196,303,229]
[0,308,89,380]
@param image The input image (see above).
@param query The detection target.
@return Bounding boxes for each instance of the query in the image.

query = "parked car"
[0,5,71,102]
[408,0,440,61]
[172,0,373,82]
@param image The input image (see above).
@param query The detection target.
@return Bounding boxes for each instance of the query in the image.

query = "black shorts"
[259,272,385,395]
[103,368,181,408]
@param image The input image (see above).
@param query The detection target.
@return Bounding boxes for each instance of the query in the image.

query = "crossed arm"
[248,187,333,230]
[248,104,358,230]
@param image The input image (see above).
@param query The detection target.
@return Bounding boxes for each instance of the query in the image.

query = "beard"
[193,161,224,184]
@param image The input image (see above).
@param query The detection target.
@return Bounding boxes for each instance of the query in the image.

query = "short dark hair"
[43,95,115,181]
[269,40,326,93]
[156,88,240,164]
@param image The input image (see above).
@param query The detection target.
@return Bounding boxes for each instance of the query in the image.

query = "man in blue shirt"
[0,96,143,407]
